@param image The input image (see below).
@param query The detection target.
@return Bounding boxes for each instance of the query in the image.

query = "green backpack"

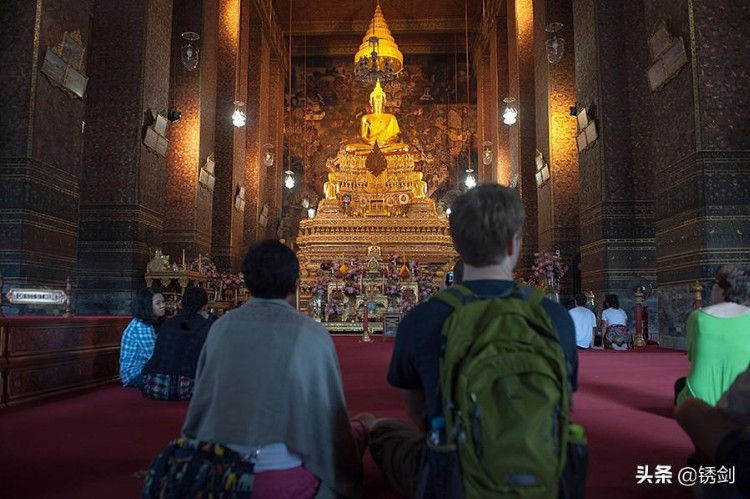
[432,284,570,499]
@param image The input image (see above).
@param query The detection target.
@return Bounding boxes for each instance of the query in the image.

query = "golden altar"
[296,80,456,321]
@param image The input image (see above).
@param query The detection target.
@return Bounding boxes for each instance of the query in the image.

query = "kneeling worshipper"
[141,286,212,401]
[600,293,631,350]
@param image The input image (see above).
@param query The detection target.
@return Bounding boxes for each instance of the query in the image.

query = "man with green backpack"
[370,183,583,498]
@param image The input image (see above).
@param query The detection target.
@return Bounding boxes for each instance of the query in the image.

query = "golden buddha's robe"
[360,112,400,146]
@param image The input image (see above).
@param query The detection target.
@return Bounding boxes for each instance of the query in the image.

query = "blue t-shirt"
[387,280,578,424]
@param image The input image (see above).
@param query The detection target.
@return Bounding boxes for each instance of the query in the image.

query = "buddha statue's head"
[370,80,387,115]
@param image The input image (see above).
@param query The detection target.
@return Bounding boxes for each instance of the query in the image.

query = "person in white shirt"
[569,293,597,349]
[601,293,630,350]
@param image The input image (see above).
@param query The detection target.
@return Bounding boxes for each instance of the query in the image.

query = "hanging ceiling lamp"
[180,31,200,71]
[284,0,295,190]
[462,0,475,190]
[545,22,565,64]
[232,100,246,128]
[502,97,518,125]
[353,2,403,84]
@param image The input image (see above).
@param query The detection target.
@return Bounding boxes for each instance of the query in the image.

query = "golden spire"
[354,2,403,82]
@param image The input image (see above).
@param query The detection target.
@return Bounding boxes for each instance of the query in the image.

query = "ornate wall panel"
[2,317,129,406]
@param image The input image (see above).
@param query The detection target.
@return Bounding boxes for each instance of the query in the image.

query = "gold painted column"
[533,0,579,295]
[211,0,249,271]
[506,0,537,276]
[242,15,266,248]
[163,0,219,261]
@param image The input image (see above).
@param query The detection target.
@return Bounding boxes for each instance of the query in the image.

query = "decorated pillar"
[0,1,94,314]
[77,0,173,314]
[506,0,538,276]
[211,0,249,272]
[163,0,219,262]
[242,16,266,250]
[533,0,579,295]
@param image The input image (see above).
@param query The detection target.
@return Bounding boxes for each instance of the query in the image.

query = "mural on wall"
[280,53,476,243]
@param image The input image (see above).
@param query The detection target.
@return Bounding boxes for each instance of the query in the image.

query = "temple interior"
[1,0,749,395]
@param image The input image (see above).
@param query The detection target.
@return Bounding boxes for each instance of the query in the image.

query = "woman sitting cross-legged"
[601,293,631,350]
[141,286,212,401]
[119,288,167,389]
[675,265,750,406]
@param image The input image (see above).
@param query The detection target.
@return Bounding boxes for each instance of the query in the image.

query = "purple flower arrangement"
[325,300,344,318]
[531,250,568,281]
[305,276,332,297]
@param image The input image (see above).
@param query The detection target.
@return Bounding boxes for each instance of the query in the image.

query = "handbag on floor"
[142,436,256,498]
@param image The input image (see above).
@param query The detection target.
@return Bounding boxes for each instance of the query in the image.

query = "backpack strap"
[433,282,544,310]
[432,284,477,311]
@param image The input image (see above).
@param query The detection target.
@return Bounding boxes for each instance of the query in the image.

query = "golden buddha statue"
[323,173,339,200]
[354,80,401,150]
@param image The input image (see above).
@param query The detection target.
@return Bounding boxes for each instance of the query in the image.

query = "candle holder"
[360,325,373,343]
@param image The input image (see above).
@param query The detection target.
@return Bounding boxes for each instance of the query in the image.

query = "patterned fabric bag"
[142,436,256,498]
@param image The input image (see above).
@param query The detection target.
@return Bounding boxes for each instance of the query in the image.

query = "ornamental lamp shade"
[354,4,403,78]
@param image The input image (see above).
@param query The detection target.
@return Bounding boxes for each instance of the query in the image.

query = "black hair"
[604,293,620,309]
[180,286,209,330]
[132,288,161,324]
[242,239,300,299]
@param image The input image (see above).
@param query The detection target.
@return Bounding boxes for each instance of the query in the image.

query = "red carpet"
[0,337,693,498]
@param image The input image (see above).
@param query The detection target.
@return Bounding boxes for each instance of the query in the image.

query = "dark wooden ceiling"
[275,0,486,55]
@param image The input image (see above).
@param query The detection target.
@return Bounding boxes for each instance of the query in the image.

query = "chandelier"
[353,3,403,84]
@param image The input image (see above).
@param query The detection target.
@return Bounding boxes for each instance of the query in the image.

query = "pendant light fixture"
[232,100,246,127]
[231,4,245,127]
[545,22,565,64]
[502,97,518,125]
[462,0,475,190]
[284,0,295,190]
[180,31,200,71]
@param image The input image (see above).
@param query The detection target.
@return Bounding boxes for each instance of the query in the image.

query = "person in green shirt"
[675,265,750,406]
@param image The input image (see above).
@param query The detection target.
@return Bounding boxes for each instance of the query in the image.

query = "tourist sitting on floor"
[368,184,578,498]
[675,265,750,406]
[601,293,631,350]
[675,362,750,498]
[570,292,597,349]
[141,286,211,401]
[119,288,166,389]
[179,240,368,498]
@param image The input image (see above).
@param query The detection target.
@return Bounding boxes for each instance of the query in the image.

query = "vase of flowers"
[531,250,567,302]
